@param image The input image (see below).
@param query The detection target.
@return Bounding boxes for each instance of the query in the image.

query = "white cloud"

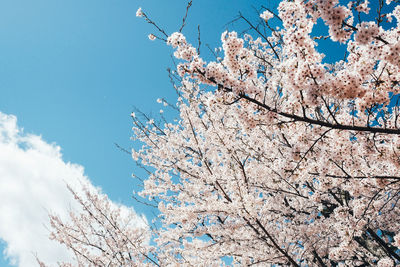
[0,112,145,266]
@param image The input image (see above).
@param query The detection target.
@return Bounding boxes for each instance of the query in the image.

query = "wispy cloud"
[0,112,144,266]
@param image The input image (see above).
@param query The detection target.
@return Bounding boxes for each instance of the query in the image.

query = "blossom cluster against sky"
[0,0,268,266]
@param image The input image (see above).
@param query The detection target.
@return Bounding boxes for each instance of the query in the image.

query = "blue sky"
[0,0,269,265]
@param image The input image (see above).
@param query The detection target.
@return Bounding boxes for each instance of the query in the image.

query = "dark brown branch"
[142,13,168,39]
[312,250,327,267]
[309,172,400,180]
[238,13,280,61]
[196,71,400,135]
[342,21,389,45]
[239,93,400,135]
[179,0,193,33]
[255,219,300,267]
[197,25,201,55]
[215,180,232,203]
[366,228,400,261]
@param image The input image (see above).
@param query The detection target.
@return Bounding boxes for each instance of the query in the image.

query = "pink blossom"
[136,7,143,17]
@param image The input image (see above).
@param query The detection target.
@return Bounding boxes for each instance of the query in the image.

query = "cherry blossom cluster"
[259,10,274,22]
[155,0,400,264]
[166,0,400,128]
[42,185,152,266]
[126,78,400,265]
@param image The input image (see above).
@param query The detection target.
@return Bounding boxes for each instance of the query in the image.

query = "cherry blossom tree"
[37,185,152,267]
[46,0,400,266]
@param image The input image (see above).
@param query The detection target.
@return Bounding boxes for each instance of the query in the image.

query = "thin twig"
[179,0,193,33]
